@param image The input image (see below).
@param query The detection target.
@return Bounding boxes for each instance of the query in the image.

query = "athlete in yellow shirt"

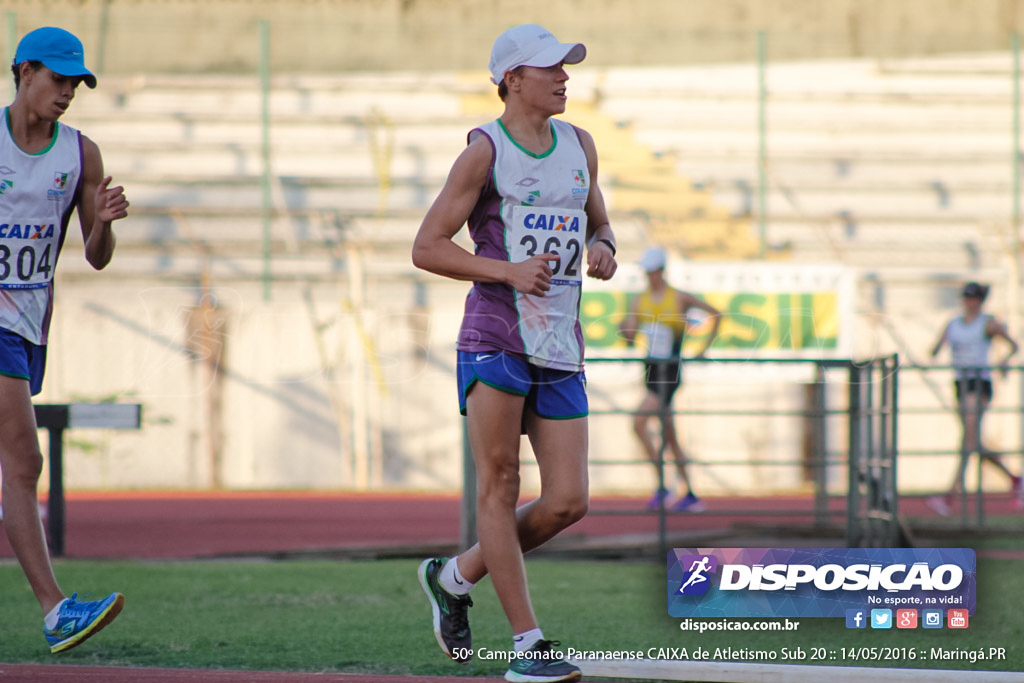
[620,247,720,511]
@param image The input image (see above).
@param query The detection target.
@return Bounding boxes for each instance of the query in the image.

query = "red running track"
[1,490,1015,560]
[0,490,868,560]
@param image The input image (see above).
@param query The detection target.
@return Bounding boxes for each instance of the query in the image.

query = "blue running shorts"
[0,327,46,396]
[457,350,588,422]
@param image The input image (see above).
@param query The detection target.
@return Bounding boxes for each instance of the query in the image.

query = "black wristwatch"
[596,238,616,256]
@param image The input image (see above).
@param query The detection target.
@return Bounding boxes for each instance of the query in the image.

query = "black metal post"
[33,404,70,557]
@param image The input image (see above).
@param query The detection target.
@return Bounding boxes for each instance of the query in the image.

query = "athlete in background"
[620,247,720,512]
[927,281,1021,515]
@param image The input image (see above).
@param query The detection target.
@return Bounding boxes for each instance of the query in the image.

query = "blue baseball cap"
[14,27,96,89]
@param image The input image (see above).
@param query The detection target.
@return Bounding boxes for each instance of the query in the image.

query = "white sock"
[439,557,474,596]
[513,627,544,652]
[44,599,68,630]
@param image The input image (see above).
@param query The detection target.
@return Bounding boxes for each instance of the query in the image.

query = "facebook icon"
[845,609,867,629]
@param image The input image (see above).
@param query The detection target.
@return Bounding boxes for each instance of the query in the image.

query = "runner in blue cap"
[1,26,128,653]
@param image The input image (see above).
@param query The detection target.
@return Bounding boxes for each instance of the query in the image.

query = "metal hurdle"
[34,403,142,557]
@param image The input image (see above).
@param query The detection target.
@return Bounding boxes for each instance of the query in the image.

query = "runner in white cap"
[620,247,720,513]
[413,23,616,683]
[1,26,128,653]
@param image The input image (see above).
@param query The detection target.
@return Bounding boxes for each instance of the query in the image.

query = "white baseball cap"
[488,24,586,86]
[639,247,667,273]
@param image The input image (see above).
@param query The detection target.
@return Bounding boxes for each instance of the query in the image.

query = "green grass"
[0,557,1021,675]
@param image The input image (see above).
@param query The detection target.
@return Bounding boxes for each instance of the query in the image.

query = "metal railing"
[458,355,902,553]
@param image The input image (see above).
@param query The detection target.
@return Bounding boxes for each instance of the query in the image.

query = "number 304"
[0,244,53,282]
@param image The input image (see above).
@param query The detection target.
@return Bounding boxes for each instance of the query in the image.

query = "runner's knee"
[476,460,521,507]
[1,449,44,490]
[544,493,589,528]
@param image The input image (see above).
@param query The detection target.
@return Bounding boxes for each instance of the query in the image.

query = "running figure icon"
[679,556,712,593]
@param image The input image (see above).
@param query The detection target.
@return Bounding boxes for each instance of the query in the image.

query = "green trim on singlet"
[497,118,557,159]
[4,107,60,156]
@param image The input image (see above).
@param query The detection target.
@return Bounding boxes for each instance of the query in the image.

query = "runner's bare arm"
[620,295,641,346]
[412,136,559,296]
[930,321,950,358]
[986,316,1019,376]
[682,291,722,358]
[78,136,127,270]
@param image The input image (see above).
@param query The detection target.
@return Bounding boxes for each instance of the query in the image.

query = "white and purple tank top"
[457,118,590,371]
[0,108,82,344]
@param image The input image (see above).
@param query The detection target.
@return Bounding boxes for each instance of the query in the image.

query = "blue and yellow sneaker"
[44,592,125,653]
[506,640,582,682]
[418,557,473,663]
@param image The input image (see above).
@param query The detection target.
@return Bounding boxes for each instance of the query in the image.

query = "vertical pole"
[656,379,671,559]
[1013,33,1024,474]
[459,419,478,551]
[47,427,66,558]
[6,11,17,101]
[812,363,829,527]
[865,362,878,545]
[975,379,986,526]
[259,19,272,302]
[757,30,768,259]
[878,355,896,546]
[96,0,111,75]
[846,362,862,547]
[347,245,369,489]
[1013,33,1021,259]
[889,354,900,544]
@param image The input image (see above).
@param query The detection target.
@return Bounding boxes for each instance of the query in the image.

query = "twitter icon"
[870,609,893,629]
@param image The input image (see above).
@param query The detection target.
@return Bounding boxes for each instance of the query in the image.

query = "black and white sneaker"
[505,640,582,682]
[418,557,473,663]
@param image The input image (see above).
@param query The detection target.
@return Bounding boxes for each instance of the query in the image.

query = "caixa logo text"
[716,562,964,592]
[522,213,581,232]
[0,223,56,239]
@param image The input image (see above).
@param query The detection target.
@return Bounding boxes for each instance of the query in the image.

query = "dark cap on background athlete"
[962,281,988,300]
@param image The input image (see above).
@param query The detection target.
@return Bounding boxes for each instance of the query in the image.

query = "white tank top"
[946,314,992,380]
[458,118,590,371]
[0,108,82,344]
